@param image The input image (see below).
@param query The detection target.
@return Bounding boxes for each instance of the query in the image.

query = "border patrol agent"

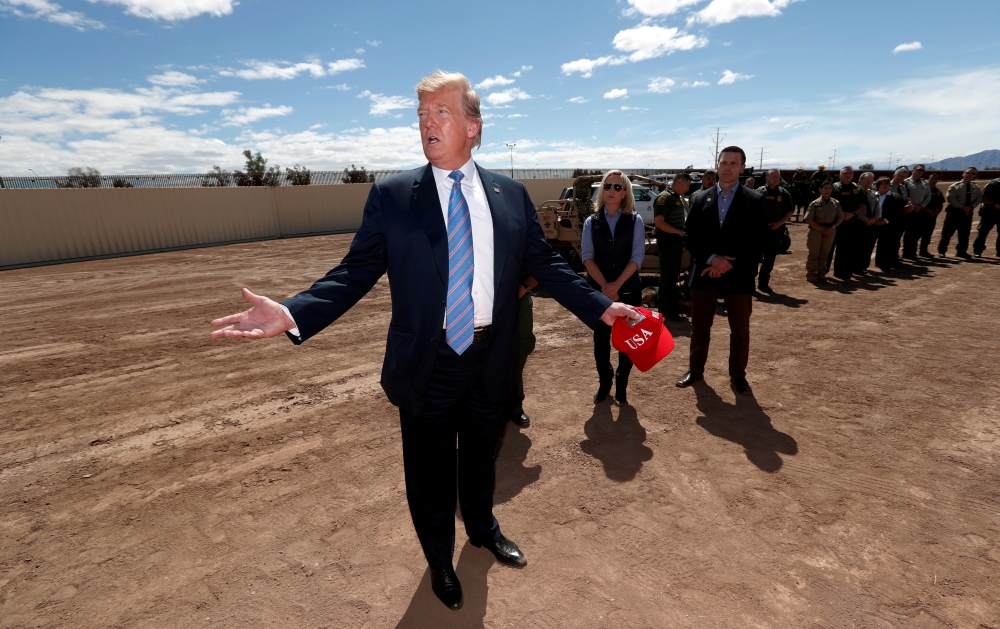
[973,177,1000,258]
[829,166,867,278]
[755,168,794,292]
[654,173,692,320]
[804,181,844,283]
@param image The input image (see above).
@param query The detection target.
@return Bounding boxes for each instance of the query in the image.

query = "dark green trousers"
[510,294,536,416]
[656,235,685,316]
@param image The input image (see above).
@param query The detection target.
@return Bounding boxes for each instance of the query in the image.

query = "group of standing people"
[798,165,1000,283]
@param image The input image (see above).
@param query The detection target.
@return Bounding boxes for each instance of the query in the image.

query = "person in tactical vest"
[582,170,647,406]
[919,172,946,258]
[653,172,691,320]
[828,166,867,279]
[972,176,1000,258]
[755,168,795,292]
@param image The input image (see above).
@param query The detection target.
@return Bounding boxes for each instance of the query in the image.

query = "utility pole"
[709,127,726,166]
[756,147,768,170]
[887,152,894,171]
[505,142,516,178]
[830,148,839,170]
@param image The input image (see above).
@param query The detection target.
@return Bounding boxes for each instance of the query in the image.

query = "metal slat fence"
[0,168,687,190]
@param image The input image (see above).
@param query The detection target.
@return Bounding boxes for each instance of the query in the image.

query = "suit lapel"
[414,164,448,287]
[477,165,509,300]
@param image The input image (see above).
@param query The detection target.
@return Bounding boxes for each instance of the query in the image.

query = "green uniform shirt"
[653,188,686,238]
[982,178,1000,205]
[755,185,794,223]
[831,181,866,215]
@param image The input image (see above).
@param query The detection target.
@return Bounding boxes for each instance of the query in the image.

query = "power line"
[709,127,726,166]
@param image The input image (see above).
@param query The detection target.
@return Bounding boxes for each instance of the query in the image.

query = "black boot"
[614,370,629,406]
[594,369,613,403]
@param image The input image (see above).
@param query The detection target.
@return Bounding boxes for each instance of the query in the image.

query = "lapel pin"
[493,185,501,194]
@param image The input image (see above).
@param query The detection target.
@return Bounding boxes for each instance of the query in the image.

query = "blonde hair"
[415,70,483,149]
[595,170,635,215]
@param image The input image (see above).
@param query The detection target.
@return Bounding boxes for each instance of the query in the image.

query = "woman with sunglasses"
[581,170,647,405]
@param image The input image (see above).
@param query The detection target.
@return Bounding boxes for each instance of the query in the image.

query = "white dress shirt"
[431,158,495,327]
[281,157,495,337]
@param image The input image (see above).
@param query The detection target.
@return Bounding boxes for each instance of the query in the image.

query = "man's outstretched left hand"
[599,302,640,326]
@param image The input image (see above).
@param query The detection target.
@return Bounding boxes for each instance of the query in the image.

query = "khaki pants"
[806,227,835,279]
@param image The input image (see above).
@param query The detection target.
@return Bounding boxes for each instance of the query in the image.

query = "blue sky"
[2,0,999,175]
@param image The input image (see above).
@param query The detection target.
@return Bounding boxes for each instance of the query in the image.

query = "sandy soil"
[2,221,999,629]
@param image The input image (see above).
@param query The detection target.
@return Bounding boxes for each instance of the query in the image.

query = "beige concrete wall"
[0,179,575,269]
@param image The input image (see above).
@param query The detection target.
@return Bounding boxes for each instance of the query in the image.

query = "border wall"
[0,179,573,270]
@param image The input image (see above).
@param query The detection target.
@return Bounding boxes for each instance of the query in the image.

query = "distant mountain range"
[911,150,1000,171]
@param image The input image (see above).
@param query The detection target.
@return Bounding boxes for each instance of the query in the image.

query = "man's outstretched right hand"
[210,288,296,340]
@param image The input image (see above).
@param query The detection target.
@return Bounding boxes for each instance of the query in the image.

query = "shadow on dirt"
[494,422,541,505]
[692,381,797,472]
[394,539,494,629]
[579,401,653,482]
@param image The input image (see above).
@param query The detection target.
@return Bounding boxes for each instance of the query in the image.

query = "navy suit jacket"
[685,183,769,295]
[282,163,611,415]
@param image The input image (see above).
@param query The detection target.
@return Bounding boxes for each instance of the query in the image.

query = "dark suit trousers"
[858,224,879,270]
[398,338,506,570]
[876,222,903,269]
[689,288,752,379]
[938,210,973,255]
[757,229,782,287]
[918,213,938,255]
[656,235,684,316]
[973,208,999,255]
[832,219,861,277]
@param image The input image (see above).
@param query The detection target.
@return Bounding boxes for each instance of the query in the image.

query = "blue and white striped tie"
[445,170,475,355]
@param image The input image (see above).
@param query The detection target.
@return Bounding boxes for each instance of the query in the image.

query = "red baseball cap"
[611,307,675,372]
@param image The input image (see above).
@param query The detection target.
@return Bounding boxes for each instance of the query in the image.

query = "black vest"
[587,209,642,295]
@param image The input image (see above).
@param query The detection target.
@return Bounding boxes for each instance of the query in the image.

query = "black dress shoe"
[474,535,527,567]
[758,284,773,293]
[937,252,946,258]
[957,252,972,259]
[974,253,983,258]
[731,377,753,396]
[676,371,703,388]
[429,566,463,610]
[511,411,530,427]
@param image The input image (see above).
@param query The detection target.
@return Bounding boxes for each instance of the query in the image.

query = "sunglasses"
[603,183,624,191]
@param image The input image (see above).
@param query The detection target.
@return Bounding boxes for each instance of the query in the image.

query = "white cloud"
[327,83,351,91]
[87,0,236,20]
[604,88,628,99]
[486,88,531,105]
[221,104,293,126]
[147,70,203,87]
[718,70,753,84]
[507,113,527,118]
[219,58,363,80]
[568,96,590,103]
[357,90,416,116]
[625,0,703,17]
[366,40,381,46]
[561,55,628,78]
[648,77,676,93]
[893,41,922,54]
[327,58,365,74]
[475,75,516,90]
[682,80,710,87]
[620,106,649,111]
[0,0,104,29]
[613,24,708,61]
[355,47,365,54]
[691,0,797,26]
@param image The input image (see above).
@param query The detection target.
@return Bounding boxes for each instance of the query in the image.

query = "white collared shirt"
[431,157,495,327]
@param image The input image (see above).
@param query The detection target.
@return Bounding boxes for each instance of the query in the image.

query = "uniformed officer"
[901,165,931,259]
[938,167,983,259]
[828,166,867,279]
[808,165,829,199]
[972,176,1000,258]
[653,172,691,320]
[755,168,794,292]
[791,167,810,221]
[856,172,884,272]
[884,167,912,264]
[920,172,946,258]
[509,272,537,427]
[696,170,717,198]
[804,181,844,283]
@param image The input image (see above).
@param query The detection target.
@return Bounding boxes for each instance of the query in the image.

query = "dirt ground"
[2,220,999,629]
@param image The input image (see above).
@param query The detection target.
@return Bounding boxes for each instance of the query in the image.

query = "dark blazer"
[281,163,611,415]
[684,183,769,295]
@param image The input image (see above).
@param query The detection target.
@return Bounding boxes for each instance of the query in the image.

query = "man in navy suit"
[675,146,768,396]
[210,71,637,610]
